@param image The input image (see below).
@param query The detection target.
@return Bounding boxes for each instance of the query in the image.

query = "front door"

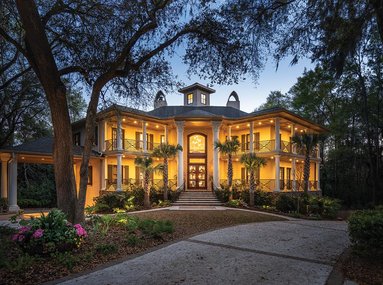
[187,133,207,190]
[188,164,206,189]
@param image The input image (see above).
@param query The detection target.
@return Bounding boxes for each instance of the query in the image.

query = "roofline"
[0,149,102,157]
[178,83,216,94]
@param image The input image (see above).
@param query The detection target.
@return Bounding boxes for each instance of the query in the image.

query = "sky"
[162,56,313,113]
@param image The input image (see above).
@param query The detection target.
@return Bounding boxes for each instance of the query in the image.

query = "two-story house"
[0,83,326,211]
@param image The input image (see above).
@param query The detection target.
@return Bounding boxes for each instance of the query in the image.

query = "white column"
[176,121,184,188]
[8,154,19,212]
[249,121,254,153]
[292,158,296,192]
[142,121,147,152]
[228,125,232,141]
[275,117,280,151]
[116,116,122,191]
[212,121,221,188]
[1,154,10,199]
[100,158,106,191]
[164,125,168,143]
[290,123,296,153]
[274,155,280,192]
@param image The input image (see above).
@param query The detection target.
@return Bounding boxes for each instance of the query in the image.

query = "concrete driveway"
[57,219,349,285]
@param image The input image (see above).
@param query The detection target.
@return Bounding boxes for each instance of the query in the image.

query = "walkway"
[57,218,349,285]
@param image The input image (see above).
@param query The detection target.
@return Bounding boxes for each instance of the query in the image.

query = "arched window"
[188,134,206,154]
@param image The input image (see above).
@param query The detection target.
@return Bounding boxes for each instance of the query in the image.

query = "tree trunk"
[228,153,233,200]
[163,157,168,201]
[144,171,151,209]
[16,0,77,222]
[249,169,255,207]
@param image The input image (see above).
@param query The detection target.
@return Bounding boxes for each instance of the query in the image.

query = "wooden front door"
[188,164,206,189]
[187,133,207,190]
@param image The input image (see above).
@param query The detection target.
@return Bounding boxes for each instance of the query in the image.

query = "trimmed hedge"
[348,208,383,257]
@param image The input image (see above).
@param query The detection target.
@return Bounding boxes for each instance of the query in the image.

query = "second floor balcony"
[238,139,318,157]
[105,139,161,153]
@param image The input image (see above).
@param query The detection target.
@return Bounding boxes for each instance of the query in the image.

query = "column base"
[8,204,20,213]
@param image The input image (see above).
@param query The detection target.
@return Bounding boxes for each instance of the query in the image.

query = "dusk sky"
[163,55,313,113]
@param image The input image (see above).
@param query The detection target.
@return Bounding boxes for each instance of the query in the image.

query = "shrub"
[95,243,118,255]
[138,219,173,238]
[348,209,383,257]
[275,194,296,212]
[18,199,51,208]
[0,198,8,212]
[214,188,230,202]
[126,234,141,247]
[321,197,341,219]
[12,209,87,255]
[254,190,274,206]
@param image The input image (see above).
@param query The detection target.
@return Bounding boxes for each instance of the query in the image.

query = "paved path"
[57,219,349,285]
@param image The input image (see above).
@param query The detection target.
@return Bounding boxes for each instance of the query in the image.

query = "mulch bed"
[0,210,283,285]
[341,250,383,285]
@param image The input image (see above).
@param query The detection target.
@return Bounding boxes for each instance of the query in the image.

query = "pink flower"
[18,234,25,242]
[74,224,87,238]
[12,233,19,241]
[19,226,31,234]
[32,229,44,239]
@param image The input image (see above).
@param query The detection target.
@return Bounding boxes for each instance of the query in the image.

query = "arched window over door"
[187,134,207,189]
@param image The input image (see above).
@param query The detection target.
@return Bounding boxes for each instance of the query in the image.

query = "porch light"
[134,120,137,124]
[270,120,274,123]
[300,129,304,132]
[122,118,126,122]
[156,125,159,128]
[123,155,125,158]
[294,127,298,130]
[271,156,274,159]
[41,158,45,161]
[236,125,239,129]
[235,158,239,161]
[21,157,25,159]
[258,122,262,125]
[288,125,291,128]
[145,123,149,126]
[246,123,250,127]
[289,158,292,161]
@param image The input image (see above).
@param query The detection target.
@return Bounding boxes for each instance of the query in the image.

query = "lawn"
[0,209,284,285]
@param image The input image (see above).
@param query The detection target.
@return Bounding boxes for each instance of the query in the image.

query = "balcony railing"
[219,179,319,192]
[105,139,161,153]
[105,179,177,191]
[236,139,318,158]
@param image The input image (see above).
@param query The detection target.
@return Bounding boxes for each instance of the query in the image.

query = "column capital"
[211,120,221,131]
[0,153,11,162]
[175,121,184,129]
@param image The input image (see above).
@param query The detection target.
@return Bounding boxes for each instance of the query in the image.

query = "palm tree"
[292,132,320,193]
[240,153,266,207]
[152,143,183,201]
[214,137,240,199]
[134,156,161,209]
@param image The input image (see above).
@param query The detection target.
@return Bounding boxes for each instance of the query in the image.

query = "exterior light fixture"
[294,127,298,130]
[41,158,45,161]
[122,118,126,122]
[21,157,25,159]
[156,125,159,128]
[271,156,274,159]
[258,122,262,125]
[236,125,239,129]
[145,123,149,126]
[247,123,250,127]
[300,129,304,132]
[288,125,291,128]
[134,120,137,124]
[270,120,274,123]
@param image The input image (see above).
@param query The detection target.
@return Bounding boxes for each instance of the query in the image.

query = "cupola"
[226,91,240,109]
[153,90,167,109]
[178,83,215,106]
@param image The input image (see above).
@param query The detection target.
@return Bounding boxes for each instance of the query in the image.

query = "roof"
[178,83,216,94]
[0,137,102,157]
[147,106,249,119]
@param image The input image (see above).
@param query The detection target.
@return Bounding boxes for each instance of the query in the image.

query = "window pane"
[189,158,205,163]
[189,134,206,153]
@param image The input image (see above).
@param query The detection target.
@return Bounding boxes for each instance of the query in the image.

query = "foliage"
[215,188,231,203]
[226,199,248,208]
[275,194,296,213]
[11,209,87,255]
[0,198,8,212]
[348,208,383,257]
[95,243,118,255]
[307,196,341,219]
[137,219,174,238]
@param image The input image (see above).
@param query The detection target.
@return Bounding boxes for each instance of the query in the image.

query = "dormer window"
[73,132,81,146]
[187,93,193,104]
[201,94,206,105]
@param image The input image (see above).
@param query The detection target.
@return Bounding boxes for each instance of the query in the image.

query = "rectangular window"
[286,168,292,190]
[73,132,81,146]
[87,166,93,185]
[201,93,206,105]
[187,93,193,104]
[280,167,285,190]
[112,128,125,150]
[160,135,166,144]
[254,132,260,151]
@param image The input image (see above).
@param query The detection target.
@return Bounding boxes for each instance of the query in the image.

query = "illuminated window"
[187,93,193,104]
[201,93,206,105]
[189,134,206,153]
[87,166,93,185]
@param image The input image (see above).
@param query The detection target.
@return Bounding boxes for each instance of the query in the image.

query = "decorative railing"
[218,179,319,192]
[105,179,177,191]
[105,139,161,153]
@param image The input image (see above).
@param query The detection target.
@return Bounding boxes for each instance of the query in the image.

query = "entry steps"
[173,190,223,206]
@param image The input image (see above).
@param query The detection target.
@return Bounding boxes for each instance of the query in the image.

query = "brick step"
[173,202,223,206]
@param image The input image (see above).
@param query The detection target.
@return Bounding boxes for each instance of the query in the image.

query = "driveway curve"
[58,219,349,285]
